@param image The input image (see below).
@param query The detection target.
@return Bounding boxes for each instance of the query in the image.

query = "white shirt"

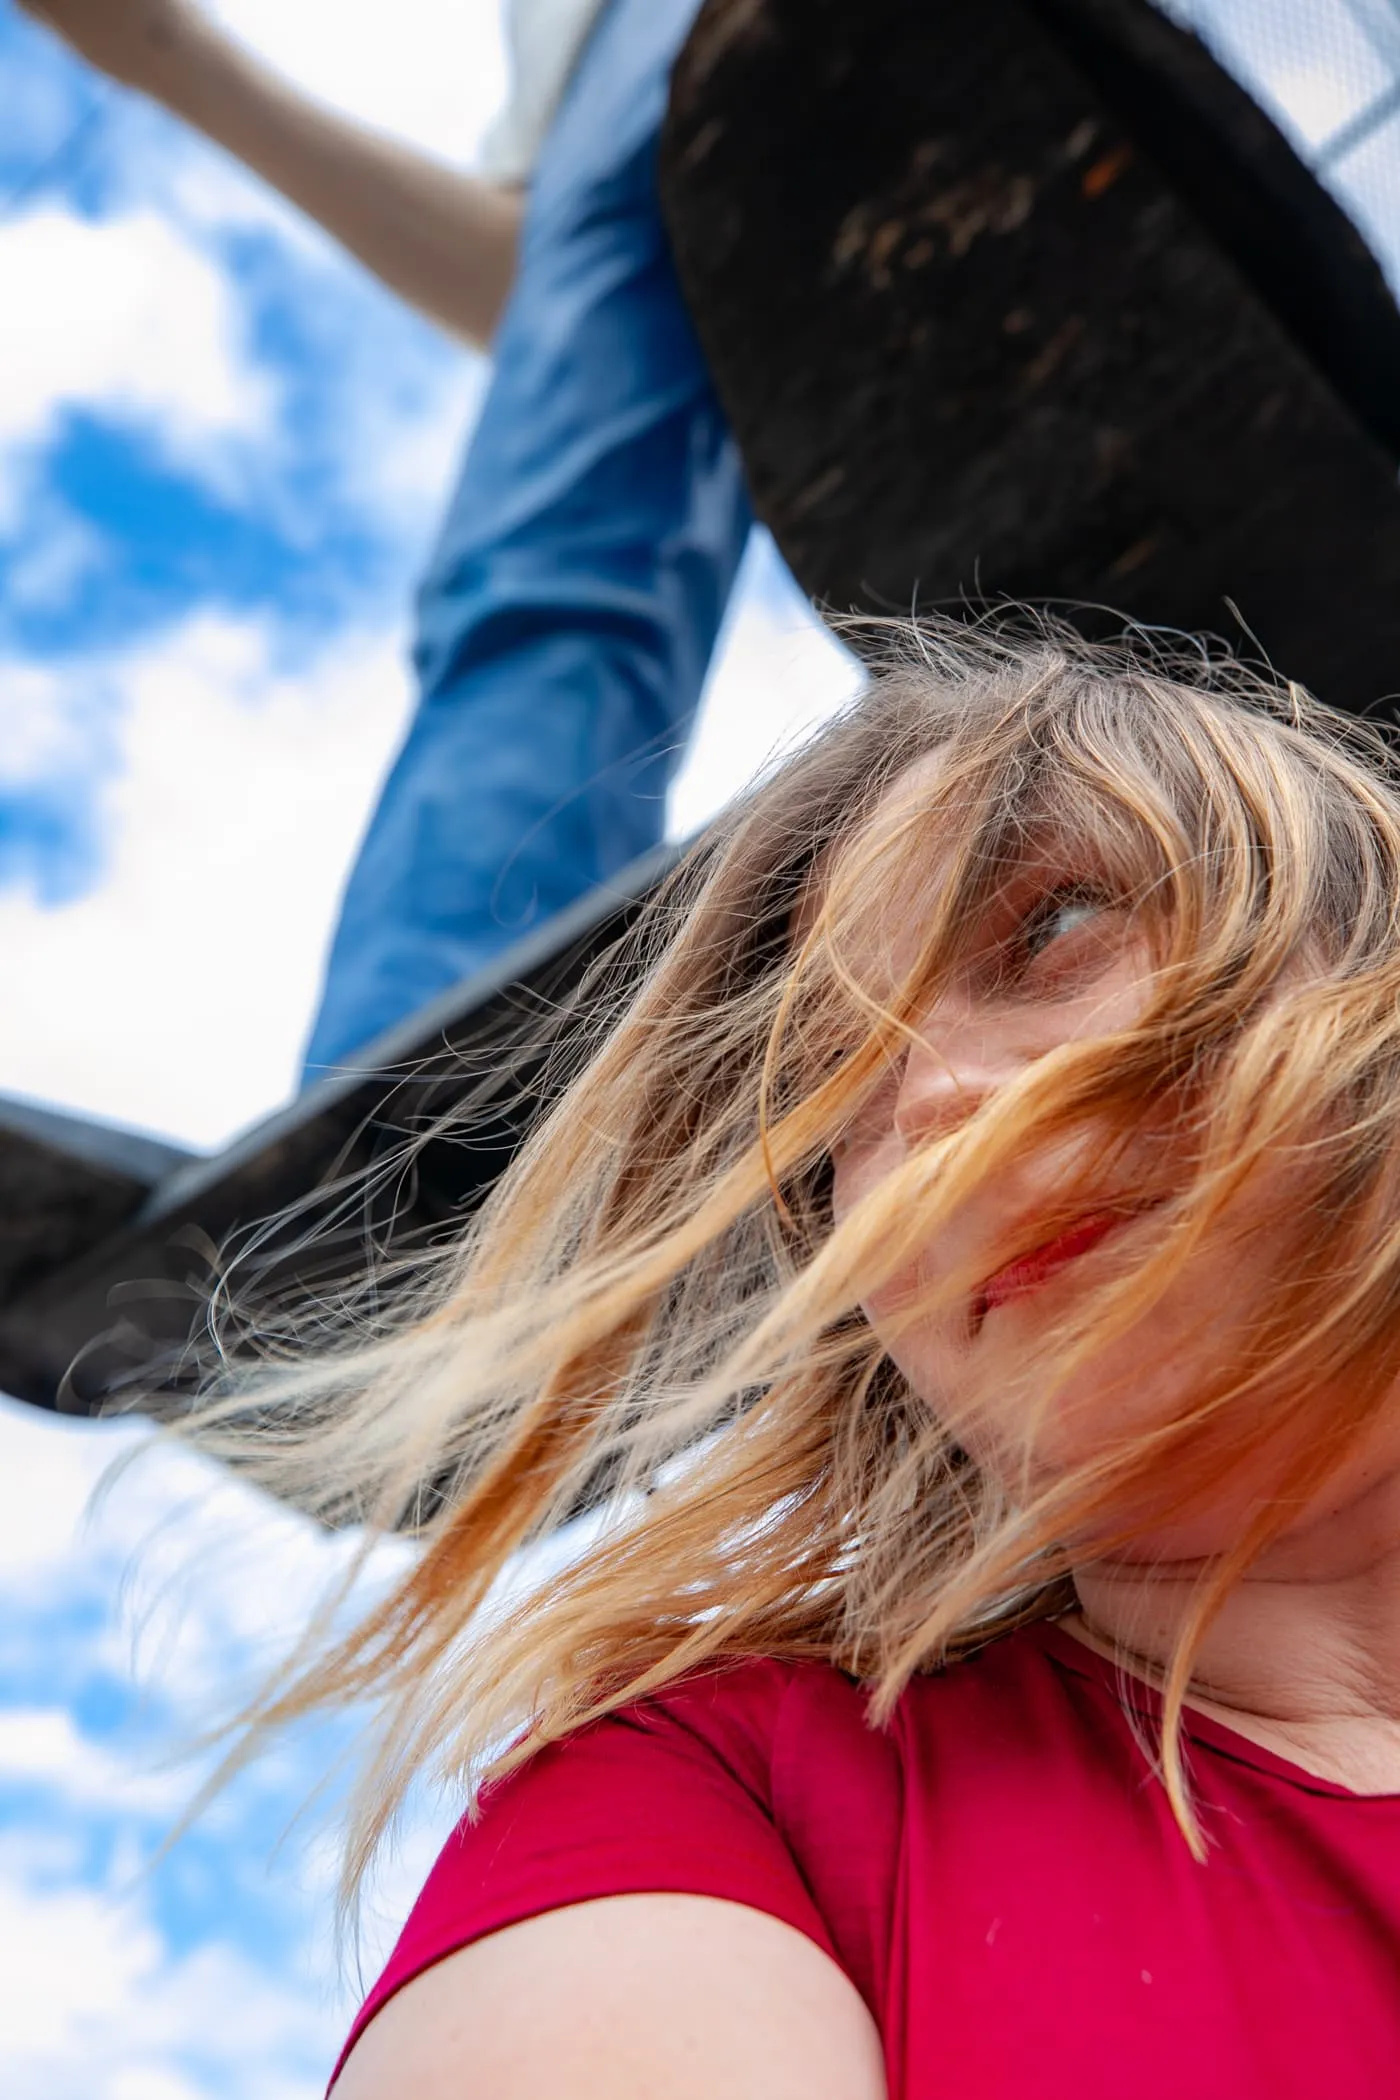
[478,0,613,184]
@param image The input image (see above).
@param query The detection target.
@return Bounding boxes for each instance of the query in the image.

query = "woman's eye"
[1024,895,1097,958]
[1017,886,1108,965]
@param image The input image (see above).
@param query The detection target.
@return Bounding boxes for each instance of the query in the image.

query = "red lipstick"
[977,1211,1127,1318]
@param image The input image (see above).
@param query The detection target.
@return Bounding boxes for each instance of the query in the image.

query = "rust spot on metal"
[788,463,847,521]
[830,202,872,273]
[918,170,1036,258]
[1019,314,1085,391]
[680,117,726,170]
[1107,531,1164,579]
[681,0,772,88]
[1082,144,1134,199]
[1064,118,1101,163]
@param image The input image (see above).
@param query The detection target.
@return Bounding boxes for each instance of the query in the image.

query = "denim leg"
[302,0,752,1078]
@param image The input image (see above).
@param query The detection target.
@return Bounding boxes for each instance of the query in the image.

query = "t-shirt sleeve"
[329,1660,838,2088]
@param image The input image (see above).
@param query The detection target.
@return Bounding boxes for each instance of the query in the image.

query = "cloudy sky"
[0,3,863,2092]
[0,0,1396,2094]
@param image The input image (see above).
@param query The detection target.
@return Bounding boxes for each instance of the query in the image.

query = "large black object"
[660,0,1400,712]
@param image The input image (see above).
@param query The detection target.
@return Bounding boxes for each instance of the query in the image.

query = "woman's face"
[826,759,1348,1555]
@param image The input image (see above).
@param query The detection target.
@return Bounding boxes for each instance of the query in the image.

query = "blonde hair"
[183,617,1400,1898]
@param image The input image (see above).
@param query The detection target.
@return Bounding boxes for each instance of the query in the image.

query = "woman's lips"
[976,1210,1130,1321]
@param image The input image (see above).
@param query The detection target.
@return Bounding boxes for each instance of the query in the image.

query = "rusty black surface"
[660,0,1400,714]
[0,844,680,1415]
[0,1098,192,1311]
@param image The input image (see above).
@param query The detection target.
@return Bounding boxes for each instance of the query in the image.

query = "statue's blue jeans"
[302,0,751,1078]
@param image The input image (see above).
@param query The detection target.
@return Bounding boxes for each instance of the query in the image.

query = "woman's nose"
[892,1025,1016,1147]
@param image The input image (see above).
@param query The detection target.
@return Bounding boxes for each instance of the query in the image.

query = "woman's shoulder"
[332,1625,1099,2090]
[335,1654,878,2086]
[625,1651,876,1784]
[484,1651,902,1867]
[641,1619,1091,1772]
[611,1621,1094,1819]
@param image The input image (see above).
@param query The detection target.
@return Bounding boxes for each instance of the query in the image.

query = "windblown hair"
[184,617,1400,1897]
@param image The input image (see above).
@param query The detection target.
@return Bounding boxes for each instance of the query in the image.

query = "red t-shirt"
[333,1621,1400,2095]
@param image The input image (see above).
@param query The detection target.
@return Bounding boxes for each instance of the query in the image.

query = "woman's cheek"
[828,1145,859,1227]
[829,1131,902,1226]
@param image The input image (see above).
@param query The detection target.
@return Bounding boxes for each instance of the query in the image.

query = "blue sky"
[0,1392,440,2100]
[0,4,859,2092]
[0,0,1394,2093]
[0,0,855,1152]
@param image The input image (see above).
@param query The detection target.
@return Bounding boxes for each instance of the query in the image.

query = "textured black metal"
[659,0,1400,713]
[0,1098,191,1312]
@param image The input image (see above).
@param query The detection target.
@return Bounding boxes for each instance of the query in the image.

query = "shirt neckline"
[1030,1618,1400,1803]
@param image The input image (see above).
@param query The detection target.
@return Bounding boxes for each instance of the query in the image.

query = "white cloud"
[0,1871,338,2100]
[111,2075,208,2100]
[0,1398,139,1590]
[0,654,111,783]
[1332,103,1400,294]
[0,1403,384,1767]
[0,10,858,1163]
[0,71,486,556]
[0,492,105,614]
[0,1395,454,2100]
[0,27,88,170]
[0,1876,170,2063]
[95,106,487,539]
[9,0,507,184]
[0,609,414,1147]
[0,1413,325,2098]
[669,537,863,840]
[332,347,484,529]
[1161,0,1394,157]
[0,1395,405,1684]
[0,1705,189,1818]
[0,205,275,498]
[0,9,856,2095]
[2,0,508,546]
[0,1408,418,2076]
[1266,63,1371,148]
[205,0,509,168]
[0,549,853,1150]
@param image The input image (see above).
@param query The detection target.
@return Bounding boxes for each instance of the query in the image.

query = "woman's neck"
[1065,1461,1400,1795]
